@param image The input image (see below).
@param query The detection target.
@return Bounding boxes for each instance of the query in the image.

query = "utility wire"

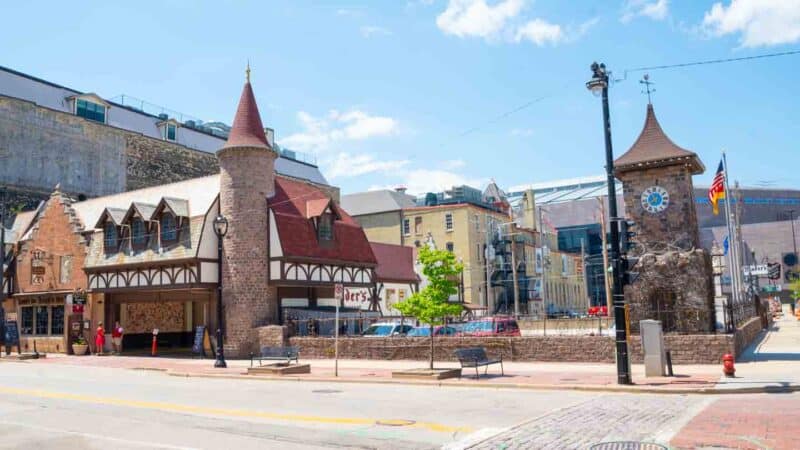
[618,49,800,80]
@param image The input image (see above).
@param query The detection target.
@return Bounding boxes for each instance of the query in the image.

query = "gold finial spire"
[246,60,251,83]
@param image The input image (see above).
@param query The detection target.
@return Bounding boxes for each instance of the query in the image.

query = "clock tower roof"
[615,104,704,176]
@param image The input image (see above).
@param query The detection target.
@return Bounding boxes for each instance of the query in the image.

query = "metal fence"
[518,316,614,336]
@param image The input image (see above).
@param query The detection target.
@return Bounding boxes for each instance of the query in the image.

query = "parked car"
[360,322,413,337]
[407,325,458,337]
[459,316,521,337]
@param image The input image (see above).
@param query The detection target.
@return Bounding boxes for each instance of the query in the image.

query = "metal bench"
[250,346,299,367]
[454,347,504,379]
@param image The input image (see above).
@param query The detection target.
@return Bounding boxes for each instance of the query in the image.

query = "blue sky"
[3,1,799,194]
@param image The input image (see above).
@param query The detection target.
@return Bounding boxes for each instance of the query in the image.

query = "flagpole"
[721,151,741,311]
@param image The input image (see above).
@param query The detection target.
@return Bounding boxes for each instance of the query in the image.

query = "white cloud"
[280,109,400,152]
[702,0,800,47]
[436,0,524,39]
[442,159,466,169]
[324,153,409,179]
[514,18,563,45]
[370,169,486,196]
[360,25,393,38]
[621,0,669,23]
[435,0,596,46]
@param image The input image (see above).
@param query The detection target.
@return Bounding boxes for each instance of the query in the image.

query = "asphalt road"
[0,362,593,449]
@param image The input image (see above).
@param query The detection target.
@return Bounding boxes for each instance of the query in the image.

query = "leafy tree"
[394,246,463,370]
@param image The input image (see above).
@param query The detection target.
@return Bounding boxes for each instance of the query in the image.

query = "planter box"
[247,363,311,376]
[391,368,462,380]
[72,344,88,356]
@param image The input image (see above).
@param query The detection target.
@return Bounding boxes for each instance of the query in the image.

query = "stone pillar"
[218,145,278,357]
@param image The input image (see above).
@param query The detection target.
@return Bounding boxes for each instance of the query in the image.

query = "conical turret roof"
[614,104,704,175]
[222,77,271,151]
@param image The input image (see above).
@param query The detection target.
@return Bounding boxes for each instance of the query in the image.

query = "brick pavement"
[468,394,708,449]
[670,395,800,450]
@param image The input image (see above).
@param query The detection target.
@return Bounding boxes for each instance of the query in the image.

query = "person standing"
[112,321,124,354]
[95,322,105,355]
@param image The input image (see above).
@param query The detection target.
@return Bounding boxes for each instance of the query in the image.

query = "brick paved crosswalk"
[467,394,710,449]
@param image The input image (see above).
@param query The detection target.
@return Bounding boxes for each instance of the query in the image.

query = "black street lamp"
[213,214,229,368]
[586,62,631,385]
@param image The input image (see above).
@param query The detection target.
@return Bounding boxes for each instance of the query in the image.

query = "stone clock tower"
[615,103,715,333]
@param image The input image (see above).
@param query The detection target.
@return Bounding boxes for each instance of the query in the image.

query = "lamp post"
[212,214,228,368]
[586,62,631,385]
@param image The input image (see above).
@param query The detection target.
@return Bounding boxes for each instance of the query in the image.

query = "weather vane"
[246,60,251,83]
[640,74,655,104]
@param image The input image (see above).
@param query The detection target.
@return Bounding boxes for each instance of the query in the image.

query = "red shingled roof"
[223,81,271,150]
[370,243,420,283]
[614,104,704,175]
[271,177,377,265]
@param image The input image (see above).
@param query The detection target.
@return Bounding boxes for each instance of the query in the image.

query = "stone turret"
[217,68,278,356]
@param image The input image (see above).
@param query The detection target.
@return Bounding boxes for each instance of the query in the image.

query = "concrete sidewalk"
[7,314,800,394]
[715,308,800,391]
[6,351,725,393]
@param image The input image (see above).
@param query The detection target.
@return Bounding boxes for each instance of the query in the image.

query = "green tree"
[394,246,463,370]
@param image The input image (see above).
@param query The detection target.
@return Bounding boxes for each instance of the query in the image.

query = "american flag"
[708,160,726,215]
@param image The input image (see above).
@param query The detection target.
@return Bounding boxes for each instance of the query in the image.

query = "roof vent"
[184,120,195,128]
[158,113,169,120]
[395,186,407,194]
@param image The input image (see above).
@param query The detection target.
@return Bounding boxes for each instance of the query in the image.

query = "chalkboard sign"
[4,321,20,355]
[192,326,206,358]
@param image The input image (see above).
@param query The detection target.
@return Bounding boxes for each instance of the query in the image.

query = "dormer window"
[158,119,180,142]
[161,214,177,242]
[318,213,334,241]
[76,99,106,123]
[132,218,147,247]
[104,222,118,249]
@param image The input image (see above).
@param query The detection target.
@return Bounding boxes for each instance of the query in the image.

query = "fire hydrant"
[151,328,159,357]
[722,353,735,377]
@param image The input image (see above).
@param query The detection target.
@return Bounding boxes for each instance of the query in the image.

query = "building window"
[414,217,422,235]
[76,99,106,123]
[161,214,177,242]
[318,214,334,241]
[166,123,177,141]
[20,305,64,336]
[446,242,454,253]
[402,218,410,236]
[104,222,118,249]
[445,213,454,232]
[475,214,479,231]
[132,218,147,247]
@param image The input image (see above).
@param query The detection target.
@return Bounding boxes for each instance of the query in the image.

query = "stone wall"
[0,96,127,199]
[289,322,765,364]
[734,317,764,356]
[125,134,217,191]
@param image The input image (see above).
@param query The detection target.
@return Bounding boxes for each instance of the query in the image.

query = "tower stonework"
[615,104,715,333]
[218,77,278,357]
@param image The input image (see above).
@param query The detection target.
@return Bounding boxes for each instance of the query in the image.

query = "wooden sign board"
[4,321,21,355]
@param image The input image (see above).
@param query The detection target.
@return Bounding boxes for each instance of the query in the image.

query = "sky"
[2,0,799,195]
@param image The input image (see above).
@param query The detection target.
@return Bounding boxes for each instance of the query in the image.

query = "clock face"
[641,186,669,214]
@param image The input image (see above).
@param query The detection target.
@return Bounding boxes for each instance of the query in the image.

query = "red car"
[588,306,609,317]
[460,316,521,337]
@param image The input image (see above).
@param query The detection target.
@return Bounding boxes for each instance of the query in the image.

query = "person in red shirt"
[111,321,124,354]
[95,322,105,355]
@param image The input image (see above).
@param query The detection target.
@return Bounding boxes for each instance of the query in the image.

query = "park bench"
[250,346,299,367]
[454,347,504,379]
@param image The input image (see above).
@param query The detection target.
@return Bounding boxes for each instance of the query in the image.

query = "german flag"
[708,160,725,215]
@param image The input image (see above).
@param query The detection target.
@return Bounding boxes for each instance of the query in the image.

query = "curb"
[160,369,800,395]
